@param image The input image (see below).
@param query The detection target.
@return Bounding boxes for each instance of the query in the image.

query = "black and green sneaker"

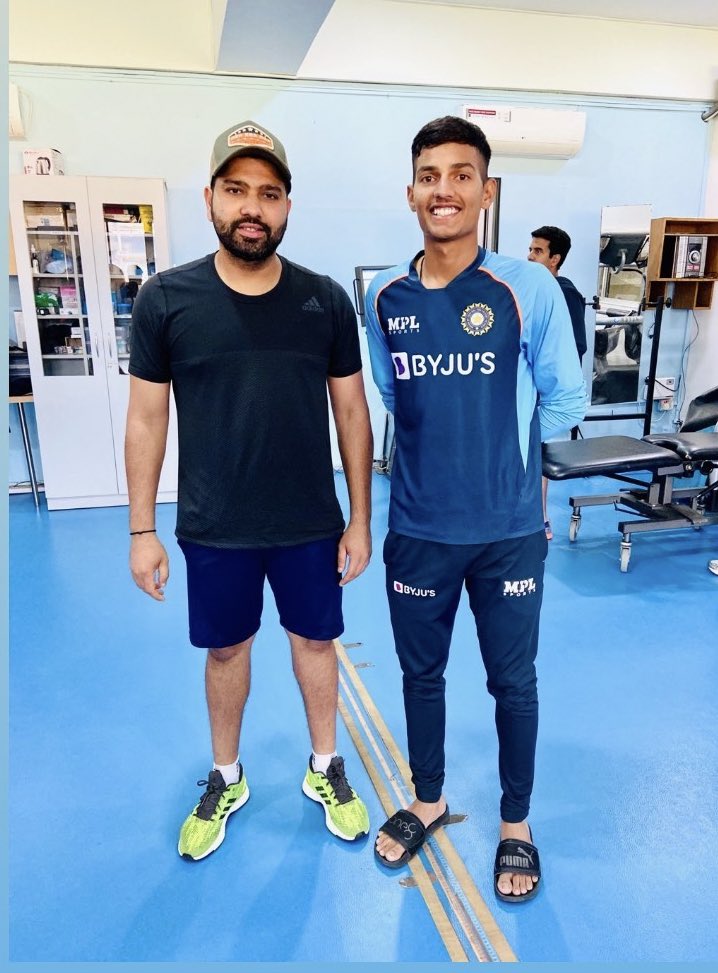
[302,755,369,841]
[178,767,249,861]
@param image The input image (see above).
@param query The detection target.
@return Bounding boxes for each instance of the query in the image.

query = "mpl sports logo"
[392,351,495,380]
[503,577,537,597]
[393,580,436,598]
[387,315,420,334]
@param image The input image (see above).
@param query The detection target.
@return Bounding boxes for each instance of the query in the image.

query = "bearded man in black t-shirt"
[126,121,373,861]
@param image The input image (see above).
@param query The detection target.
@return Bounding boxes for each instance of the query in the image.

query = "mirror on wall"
[591,204,651,406]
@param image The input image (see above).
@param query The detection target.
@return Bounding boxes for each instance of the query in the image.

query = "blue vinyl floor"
[8,471,718,963]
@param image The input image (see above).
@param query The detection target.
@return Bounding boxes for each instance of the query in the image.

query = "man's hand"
[130,534,170,601]
[337,522,372,586]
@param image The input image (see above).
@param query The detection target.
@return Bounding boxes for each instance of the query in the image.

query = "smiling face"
[204,155,291,263]
[407,142,496,248]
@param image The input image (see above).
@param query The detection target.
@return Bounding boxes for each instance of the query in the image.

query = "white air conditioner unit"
[462,105,586,159]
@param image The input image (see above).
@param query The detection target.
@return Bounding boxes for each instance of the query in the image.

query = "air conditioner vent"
[463,105,586,159]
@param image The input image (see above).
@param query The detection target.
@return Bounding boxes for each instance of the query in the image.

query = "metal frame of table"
[9,394,41,508]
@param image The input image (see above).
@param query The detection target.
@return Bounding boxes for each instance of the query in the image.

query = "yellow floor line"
[433,829,516,963]
[336,639,518,964]
[337,691,468,962]
[338,669,403,795]
[423,843,492,962]
[339,671,486,963]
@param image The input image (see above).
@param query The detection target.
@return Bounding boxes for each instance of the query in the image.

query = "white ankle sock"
[311,751,337,775]
[213,758,240,786]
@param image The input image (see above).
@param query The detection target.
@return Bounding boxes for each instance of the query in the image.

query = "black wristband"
[130,528,156,536]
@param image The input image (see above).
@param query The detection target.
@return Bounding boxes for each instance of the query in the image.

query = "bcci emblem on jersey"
[461,303,494,337]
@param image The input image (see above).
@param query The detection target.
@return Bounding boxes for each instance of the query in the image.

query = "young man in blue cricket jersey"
[364,116,585,902]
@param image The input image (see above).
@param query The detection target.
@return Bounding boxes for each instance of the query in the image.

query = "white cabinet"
[10,176,178,509]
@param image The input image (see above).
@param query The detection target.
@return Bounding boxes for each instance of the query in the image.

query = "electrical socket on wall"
[652,376,676,399]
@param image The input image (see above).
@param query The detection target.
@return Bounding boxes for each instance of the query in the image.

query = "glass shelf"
[19,198,159,379]
[33,273,84,278]
[24,199,90,378]
[27,229,79,235]
[103,203,156,337]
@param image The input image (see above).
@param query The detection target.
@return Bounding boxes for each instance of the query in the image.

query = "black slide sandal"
[374,806,450,870]
[493,833,541,903]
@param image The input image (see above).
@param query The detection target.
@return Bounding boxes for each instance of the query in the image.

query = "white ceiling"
[397,0,718,29]
[9,0,718,101]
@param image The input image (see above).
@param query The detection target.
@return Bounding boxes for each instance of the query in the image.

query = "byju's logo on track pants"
[393,580,436,598]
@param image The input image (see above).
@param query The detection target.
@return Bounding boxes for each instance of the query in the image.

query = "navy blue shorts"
[178,535,344,648]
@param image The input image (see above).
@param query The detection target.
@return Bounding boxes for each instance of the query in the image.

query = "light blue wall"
[8,66,712,483]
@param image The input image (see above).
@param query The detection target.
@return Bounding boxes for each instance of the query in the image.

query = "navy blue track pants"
[383,528,547,822]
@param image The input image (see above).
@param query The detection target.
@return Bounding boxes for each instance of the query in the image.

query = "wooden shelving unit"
[646,217,718,309]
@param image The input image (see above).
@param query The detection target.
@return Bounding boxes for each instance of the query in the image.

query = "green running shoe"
[302,755,369,841]
[178,766,249,861]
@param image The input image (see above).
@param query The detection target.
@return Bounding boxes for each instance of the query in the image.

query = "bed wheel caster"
[569,514,581,542]
[619,542,631,573]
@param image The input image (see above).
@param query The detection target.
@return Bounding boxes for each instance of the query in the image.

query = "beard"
[211,210,288,264]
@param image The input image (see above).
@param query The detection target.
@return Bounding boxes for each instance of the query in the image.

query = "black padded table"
[643,432,718,464]
[542,435,682,481]
[541,434,718,571]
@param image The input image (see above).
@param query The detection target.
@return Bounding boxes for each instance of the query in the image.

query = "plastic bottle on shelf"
[30,245,40,273]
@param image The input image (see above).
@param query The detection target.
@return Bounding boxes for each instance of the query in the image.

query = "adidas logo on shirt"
[302,296,324,312]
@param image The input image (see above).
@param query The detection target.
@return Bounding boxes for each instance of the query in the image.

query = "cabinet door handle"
[106,335,114,363]
[93,336,101,359]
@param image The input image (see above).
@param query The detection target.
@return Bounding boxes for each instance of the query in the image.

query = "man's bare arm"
[125,375,171,601]
[328,371,373,586]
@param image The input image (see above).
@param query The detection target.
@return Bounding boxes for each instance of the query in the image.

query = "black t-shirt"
[129,253,362,548]
[557,275,587,361]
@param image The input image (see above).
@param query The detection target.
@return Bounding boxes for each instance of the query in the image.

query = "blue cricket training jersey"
[365,248,586,544]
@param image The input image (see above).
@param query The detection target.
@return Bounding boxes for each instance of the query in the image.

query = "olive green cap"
[210,120,291,192]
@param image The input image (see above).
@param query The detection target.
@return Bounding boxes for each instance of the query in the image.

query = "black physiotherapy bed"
[542,389,718,572]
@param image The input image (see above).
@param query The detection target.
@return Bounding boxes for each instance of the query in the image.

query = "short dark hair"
[411,116,492,180]
[531,225,571,269]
